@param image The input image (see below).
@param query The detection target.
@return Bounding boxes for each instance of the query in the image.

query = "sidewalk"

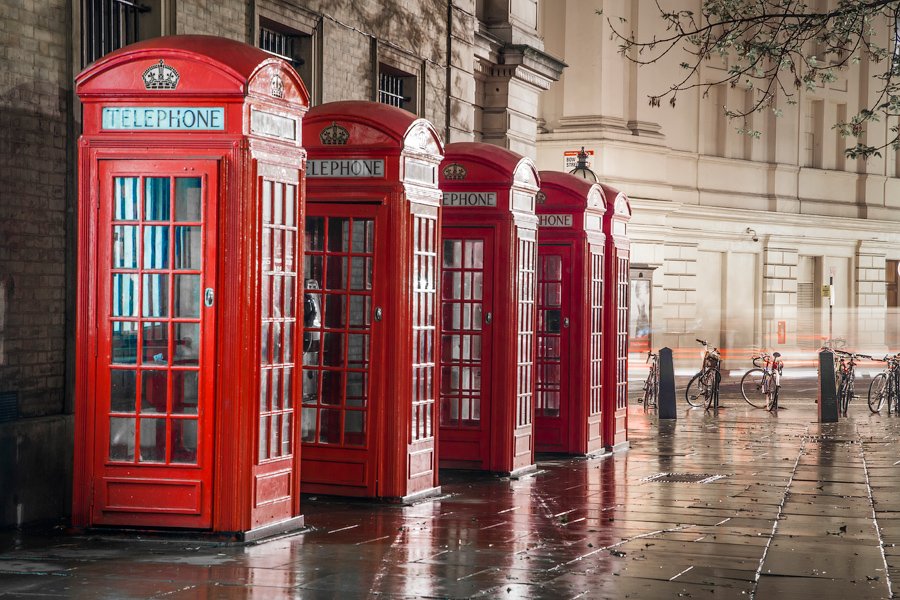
[1,378,898,599]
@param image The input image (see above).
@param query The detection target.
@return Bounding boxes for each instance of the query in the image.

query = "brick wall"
[0,0,72,525]
[177,0,250,42]
[763,247,799,346]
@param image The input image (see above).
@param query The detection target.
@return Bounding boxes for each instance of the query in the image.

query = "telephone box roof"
[442,142,539,188]
[76,35,308,102]
[599,183,632,220]
[538,171,607,213]
[304,101,443,154]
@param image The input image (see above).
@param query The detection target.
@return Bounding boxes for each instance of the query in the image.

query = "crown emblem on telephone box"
[142,60,180,90]
[320,122,350,145]
[270,74,284,98]
[442,163,467,180]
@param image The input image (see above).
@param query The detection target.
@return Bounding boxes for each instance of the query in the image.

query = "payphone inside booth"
[600,184,632,452]
[74,36,309,539]
[301,101,444,501]
[534,172,607,456]
[438,142,540,476]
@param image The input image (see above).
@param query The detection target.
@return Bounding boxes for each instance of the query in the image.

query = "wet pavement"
[3,376,900,598]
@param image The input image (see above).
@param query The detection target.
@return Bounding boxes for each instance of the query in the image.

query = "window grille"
[259,26,306,71]
[379,72,408,108]
[82,0,149,67]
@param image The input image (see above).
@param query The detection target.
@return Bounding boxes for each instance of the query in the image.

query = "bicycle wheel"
[704,370,721,410]
[868,373,887,414]
[766,385,779,412]
[685,372,707,407]
[840,380,853,416]
[740,368,768,408]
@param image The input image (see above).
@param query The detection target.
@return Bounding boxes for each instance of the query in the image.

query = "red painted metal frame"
[301,101,444,500]
[74,36,309,536]
[600,184,632,452]
[535,172,607,456]
[438,142,540,476]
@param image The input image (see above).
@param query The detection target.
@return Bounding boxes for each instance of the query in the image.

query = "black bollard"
[818,349,838,423]
[658,347,677,419]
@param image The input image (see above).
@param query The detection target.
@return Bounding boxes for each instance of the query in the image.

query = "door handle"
[563,317,570,328]
[204,288,214,307]
[484,311,492,325]
[374,307,383,322]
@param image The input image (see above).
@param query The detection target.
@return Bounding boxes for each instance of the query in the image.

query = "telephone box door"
[301,206,383,495]
[439,229,494,468]
[535,245,572,453]
[93,159,218,528]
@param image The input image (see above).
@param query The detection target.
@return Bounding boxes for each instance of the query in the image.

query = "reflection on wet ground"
[2,376,899,598]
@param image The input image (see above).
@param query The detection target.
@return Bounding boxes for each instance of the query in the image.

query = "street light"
[568,146,597,182]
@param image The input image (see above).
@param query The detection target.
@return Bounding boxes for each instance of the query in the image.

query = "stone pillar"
[763,246,799,347]
[448,0,477,143]
[660,242,698,350]
[856,243,887,350]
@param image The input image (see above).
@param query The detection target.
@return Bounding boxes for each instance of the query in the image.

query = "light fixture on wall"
[569,147,597,182]
[745,227,759,242]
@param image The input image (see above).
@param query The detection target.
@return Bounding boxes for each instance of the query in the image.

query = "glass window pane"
[272,277,283,319]
[305,255,323,288]
[274,182,284,225]
[318,409,341,444]
[284,322,294,364]
[272,368,282,411]
[442,272,461,301]
[173,370,199,415]
[348,295,370,327]
[351,220,370,253]
[284,276,295,319]
[174,226,201,270]
[112,321,138,364]
[261,321,271,365]
[344,411,365,446]
[109,417,135,461]
[285,231,295,273]
[171,419,198,464]
[259,414,269,460]
[114,177,139,221]
[326,257,347,290]
[347,334,369,367]
[174,322,199,365]
[143,226,169,269]
[174,178,202,222]
[142,322,168,365]
[112,274,139,317]
[262,181,272,225]
[322,370,343,405]
[113,226,138,268]
[283,366,293,409]
[173,274,200,318]
[140,370,168,414]
[443,240,461,268]
[273,229,284,272]
[325,294,346,328]
[301,369,318,405]
[110,370,137,413]
[323,332,344,366]
[305,217,324,251]
[349,257,373,290]
[346,372,366,407]
[144,178,170,221]
[464,241,483,268]
[142,274,168,317]
[301,408,316,442]
[272,321,283,364]
[285,184,296,227]
[138,418,166,462]
[281,412,292,455]
[270,413,280,458]
[261,275,271,320]
[327,218,349,252]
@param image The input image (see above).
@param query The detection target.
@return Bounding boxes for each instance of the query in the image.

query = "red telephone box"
[73,36,309,538]
[301,101,444,500]
[438,142,540,475]
[534,172,607,455]
[601,184,632,451]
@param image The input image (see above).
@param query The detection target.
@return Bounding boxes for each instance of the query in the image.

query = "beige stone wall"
[537,0,900,358]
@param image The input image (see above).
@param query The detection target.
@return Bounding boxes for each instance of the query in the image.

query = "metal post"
[818,348,839,422]
[658,347,676,419]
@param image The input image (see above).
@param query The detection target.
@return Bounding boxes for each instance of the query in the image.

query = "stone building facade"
[536,0,900,361]
[0,0,563,527]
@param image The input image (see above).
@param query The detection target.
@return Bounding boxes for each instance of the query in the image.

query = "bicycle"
[834,350,871,417]
[641,351,659,409]
[868,354,900,414]
[740,351,783,410]
[685,339,722,409]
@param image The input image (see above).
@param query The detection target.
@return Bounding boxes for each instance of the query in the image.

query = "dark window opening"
[259,20,313,93]
[82,0,150,67]
[378,64,416,113]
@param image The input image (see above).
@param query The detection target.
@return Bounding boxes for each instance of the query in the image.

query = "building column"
[659,242,698,350]
[763,246,799,348]
[856,243,888,350]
